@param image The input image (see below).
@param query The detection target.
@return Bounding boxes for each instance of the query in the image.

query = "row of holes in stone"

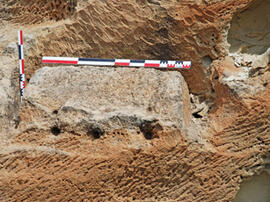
[50,126,155,140]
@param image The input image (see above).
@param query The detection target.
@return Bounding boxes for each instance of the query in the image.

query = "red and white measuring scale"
[18,30,25,102]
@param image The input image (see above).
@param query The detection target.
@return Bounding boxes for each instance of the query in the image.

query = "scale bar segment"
[42,56,191,69]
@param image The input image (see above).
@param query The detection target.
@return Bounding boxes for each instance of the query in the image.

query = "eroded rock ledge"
[0,0,269,201]
[19,66,191,139]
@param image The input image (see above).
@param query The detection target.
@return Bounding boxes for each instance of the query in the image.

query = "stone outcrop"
[0,0,77,24]
[0,56,20,137]
[17,0,255,98]
[228,0,270,55]
[0,0,269,201]
[19,66,192,139]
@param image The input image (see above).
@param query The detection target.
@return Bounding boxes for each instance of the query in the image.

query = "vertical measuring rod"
[18,30,25,102]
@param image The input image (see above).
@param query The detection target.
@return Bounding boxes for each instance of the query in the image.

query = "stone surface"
[0,0,77,24]
[20,66,191,138]
[0,0,269,201]
[228,0,270,55]
[16,0,254,99]
[0,56,20,136]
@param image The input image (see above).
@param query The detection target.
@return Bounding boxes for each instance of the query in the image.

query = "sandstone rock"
[0,56,20,136]
[20,66,191,138]
[18,0,254,99]
[0,0,77,24]
[0,0,269,201]
[228,0,270,55]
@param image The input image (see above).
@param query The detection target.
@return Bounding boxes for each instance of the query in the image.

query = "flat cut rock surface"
[20,66,191,135]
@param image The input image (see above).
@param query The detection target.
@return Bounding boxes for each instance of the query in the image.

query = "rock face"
[0,0,269,201]
[20,66,191,139]
[0,0,77,24]
[20,0,255,98]
[0,56,20,137]
[228,0,270,55]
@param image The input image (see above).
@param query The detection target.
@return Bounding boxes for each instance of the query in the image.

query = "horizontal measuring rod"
[42,57,191,69]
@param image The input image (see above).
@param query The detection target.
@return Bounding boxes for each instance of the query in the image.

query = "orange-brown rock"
[0,0,269,201]
[5,0,253,97]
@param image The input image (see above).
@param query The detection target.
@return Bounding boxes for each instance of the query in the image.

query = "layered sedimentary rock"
[0,0,77,24]
[0,0,269,201]
[13,0,255,97]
